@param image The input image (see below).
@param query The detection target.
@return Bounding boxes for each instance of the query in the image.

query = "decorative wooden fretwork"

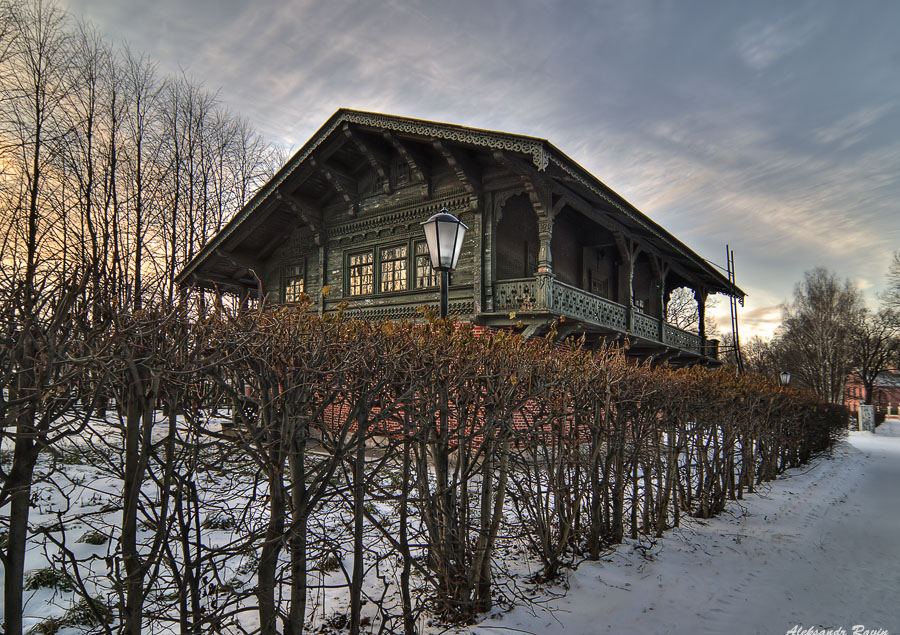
[632,310,660,341]
[487,277,712,354]
[391,155,411,187]
[664,323,702,350]
[345,111,549,171]
[493,278,540,313]
[550,280,628,331]
[343,300,475,321]
[328,189,474,240]
[493,278,629,332]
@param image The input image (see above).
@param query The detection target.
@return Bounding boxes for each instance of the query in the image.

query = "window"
[381,245,408,292]
[348,251,374,296]
[415,241,439,288]
[345,241,445,296]
[283,261,305,302]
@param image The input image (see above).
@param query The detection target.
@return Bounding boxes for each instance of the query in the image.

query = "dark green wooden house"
[177,109,743,364]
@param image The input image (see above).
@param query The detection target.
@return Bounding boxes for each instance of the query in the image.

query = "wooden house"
[177,109,744,365]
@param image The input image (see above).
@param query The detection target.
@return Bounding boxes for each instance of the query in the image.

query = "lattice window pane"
[283,262,305,303]
[348,251,374,296]
[380,245,408,293]
[415,242,439,288]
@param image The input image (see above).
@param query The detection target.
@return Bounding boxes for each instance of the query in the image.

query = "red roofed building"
[844,369,900,417]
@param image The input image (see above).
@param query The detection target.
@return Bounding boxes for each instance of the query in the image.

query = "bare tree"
[0,0,71,307]
[740,334,780,378]
[851,308,900,405]
[120,46,161,311]
[777,267,864,403]
[0,2,77,631]
[666,286,719,336]
[880,251,900,314]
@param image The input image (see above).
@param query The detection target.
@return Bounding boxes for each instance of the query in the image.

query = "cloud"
[741,303,785,322]
[813,104,895,147]
[57,0,900,340]
[734,11,822,71]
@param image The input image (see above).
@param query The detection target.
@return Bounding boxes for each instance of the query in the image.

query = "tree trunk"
[349,420,367,635]
[258,456,285,635]
[4,428,38,635]
[287,427,309,635]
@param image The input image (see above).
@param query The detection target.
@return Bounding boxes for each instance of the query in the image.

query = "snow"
[8,419,900,634]
[469,422,900,635]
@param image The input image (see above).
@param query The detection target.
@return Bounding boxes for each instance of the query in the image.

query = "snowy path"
[471,424,900,635]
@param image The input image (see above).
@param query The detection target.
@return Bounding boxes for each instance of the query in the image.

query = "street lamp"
[421,208,468,319]
[779,370,791,386]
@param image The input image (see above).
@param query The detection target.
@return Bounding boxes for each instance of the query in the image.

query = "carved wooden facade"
[177,110,744,364]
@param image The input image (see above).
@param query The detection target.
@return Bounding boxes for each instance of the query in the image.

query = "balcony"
[491,277,716,360]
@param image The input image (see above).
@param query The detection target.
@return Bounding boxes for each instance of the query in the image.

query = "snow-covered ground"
[8,420,898,634]
[470,423,900,635]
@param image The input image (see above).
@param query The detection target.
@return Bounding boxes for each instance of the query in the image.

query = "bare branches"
[2,291,847,634]
[0,0,278,312]
[776,267,864,403]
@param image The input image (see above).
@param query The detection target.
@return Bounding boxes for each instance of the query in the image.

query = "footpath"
[471,423,900,635]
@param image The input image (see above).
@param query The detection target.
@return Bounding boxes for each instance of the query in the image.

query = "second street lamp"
[421,209,468,319]
[779,370,791,386]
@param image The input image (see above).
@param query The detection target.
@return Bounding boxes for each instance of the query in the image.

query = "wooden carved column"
[650,255,669,344]
[318,241,327,315]
[537,215,553,275]
[472,195,484,314]
[694,287,708,351]
[615,234,636,333]
[535,214,554,310]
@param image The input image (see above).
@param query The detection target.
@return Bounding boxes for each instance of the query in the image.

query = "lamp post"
[779,370,791,386]
[422,209,468,319]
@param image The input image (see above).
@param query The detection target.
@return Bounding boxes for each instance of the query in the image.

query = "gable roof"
[177,108,743,299]
[875,370,900,388]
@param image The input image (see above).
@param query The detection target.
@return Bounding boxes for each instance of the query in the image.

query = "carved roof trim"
[177,109,549,285]
[178,109,741,300]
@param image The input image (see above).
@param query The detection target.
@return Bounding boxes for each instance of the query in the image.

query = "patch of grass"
[56,446,88,466]
[325,612,348,629]
[381,467,405,491]
[235,555,258,576]
[25,567,73,593]
[216,579,242,595]
[63,597,112,628]
[363,502,380,518]
[27,616,65,635]
[152,589,181,603]
[78,529,108,546]
[316,553,341,573]
[201,514,235,531]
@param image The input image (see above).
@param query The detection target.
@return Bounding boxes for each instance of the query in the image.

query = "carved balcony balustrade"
[492,277,711,359]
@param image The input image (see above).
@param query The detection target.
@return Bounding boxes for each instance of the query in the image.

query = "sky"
[60,0,900,339]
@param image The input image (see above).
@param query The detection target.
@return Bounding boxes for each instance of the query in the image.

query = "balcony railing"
[493,277,709,357]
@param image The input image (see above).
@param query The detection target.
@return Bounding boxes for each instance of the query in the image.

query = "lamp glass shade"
[780,371,791,386]
[422,211,468,271]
